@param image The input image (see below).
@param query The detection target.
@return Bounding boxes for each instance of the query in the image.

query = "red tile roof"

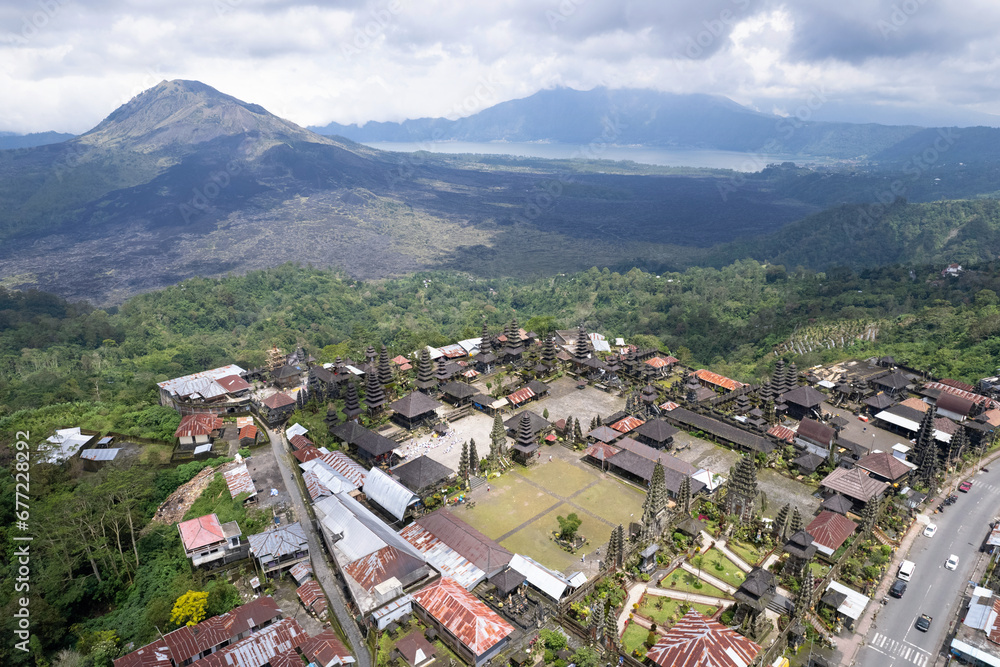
[659,400,680,412]
[583,442,620,461]
[610,415,645,433]
[694,369,744,391]
[412,577,513,656]
[898,397,929,412]
[178,514,226,551]
[239,424,258,440]
[262,392,296,409]
[806,510,858,552]
[767,424,796,442]
[174,413,223,438]
[645,356,673,369]
[646,610,761,667]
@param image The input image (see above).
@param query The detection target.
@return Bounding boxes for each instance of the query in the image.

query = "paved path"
[645,585,734,607]
[265,426,371,667]
[678,561,738,595]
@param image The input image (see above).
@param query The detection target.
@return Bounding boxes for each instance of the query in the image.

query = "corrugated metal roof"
[297,580,328,616]
[659,400,680,411]
[80,448,120,461]
[438,344,468,358]
[314,492,424,564]
[508,554,569,601]
[506,386,536,405]
[286,423,308,438]
[193,443,212,455]
[343,545,426,592]
[646,610,760,667]
[174,413,223,438]
[300,629,354,667]
[216,375,251,393]
[364,467,420,521]
[806,511,858,553]
[300,452,367,497]
[247,523,308,561]
[694,369,744,391]
[157,365,246,400]
[399,523,487,590]
[293,446,323,465]
[767,425,796,442]
[610,415,645,433]
[223,463,257,499]
[289,561,313,584]
[192,618,305,667]
[412,577,513,656]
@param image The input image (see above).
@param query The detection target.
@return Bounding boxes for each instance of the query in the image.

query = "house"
[400,509,513,590]
[942,263,963,277]
[239,424,259,447]
[259,392,297,426]
[174,413,224,447]
[806,511,858,556]
[80,447,121,472]
[411,577,514,667]
[299,628,354,667]
[819,466,888,508]
[796,418,835,451]
[389,392,444,430]
[948,586,1000,665]
[223,463,258,504]
[113,597,283,667]
[854,451,912,485]
[391,455,453,496]
[663,407,775,455]
[247,522,309,578]
[177,513,246,567]
[300,451,368,500]
[394,632,437,667]
[646,610,761,667]
[935,392,976,421]
[157,364,251,414]
[314,492,434,616]
[297,579,329,617]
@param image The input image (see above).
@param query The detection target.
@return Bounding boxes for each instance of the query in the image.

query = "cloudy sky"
[2,0,1000,134]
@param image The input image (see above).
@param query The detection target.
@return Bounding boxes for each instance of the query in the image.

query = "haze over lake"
[365,141,838,171]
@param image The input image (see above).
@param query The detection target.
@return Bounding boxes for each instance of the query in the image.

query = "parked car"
[946,554,960,570]
[916,614,933,631]
[923,523,938,537]
[959,480,974,492]
[889,579,907,598]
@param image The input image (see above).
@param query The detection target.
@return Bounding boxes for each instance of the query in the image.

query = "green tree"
[557,513,583,541]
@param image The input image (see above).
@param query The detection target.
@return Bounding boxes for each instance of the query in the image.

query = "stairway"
[469,475,486,491]
[872,526,897,546]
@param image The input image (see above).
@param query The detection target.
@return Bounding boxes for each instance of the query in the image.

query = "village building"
[157,364,252,415]
[389,392,444,430]
[694,369,744,393]
[411,577,514,667]
[394,632,437,667]
[258,391,297,426]
[819,466,888,509]
[853,451,913,485]
[391,455,453,496]
[400,508,513,590]
[331,421,399,466]
[248,522,310,578]
[633,418,680,448]
[819,580,870,632]
[223,462,257,504]
[779,385,827,420]
[174,413,224,449]
[364,467,420,523]
[177,513,246,568]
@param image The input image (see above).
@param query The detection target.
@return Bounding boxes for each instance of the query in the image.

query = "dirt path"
[146,460,239,529]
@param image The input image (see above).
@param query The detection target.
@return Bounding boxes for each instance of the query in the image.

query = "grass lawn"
[661,570,731,599]
[518,458,598,497]
[698,548,746,587]
[637,596,718,625]
[809,561,831,579]
[139,443,173,465]
[499,503,611,572]
[459,474,559,540]
[728,540,763,566]
[571,477,646,528]
[621,622,649,654]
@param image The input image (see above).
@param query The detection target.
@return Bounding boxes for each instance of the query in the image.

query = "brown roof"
[407,508,512,575]
[299,629,353,667]
[215,374,251,393]
[694,369,744,391]
[634,418,680,443]
[262,392,295,409]
[855,451,911,481]
[899,397,929,412]
[937,392,974,416]
[781,385,826,408]
[292,445,322,464]
[582,442,620,461]
[646,610,761,667]
[343,545,427,592]
[389,392,444,418]
[395,632,437,666]
[806,511,858,552]
[610,415,645,433]
[411,577,513,656]
[820,466,887,503]
[296,580,328,617]
[767,424,796,442]
[797,418,835,446]
[174,413,223,438]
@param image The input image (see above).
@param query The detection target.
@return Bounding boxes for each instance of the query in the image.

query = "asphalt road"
[854,467,1000,667]
[264,425,372,667]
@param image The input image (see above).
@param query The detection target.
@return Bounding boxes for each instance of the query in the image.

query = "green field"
[622,622,650,654]
[518,458,598,497]
[499,504,588,572]
[660,570,731,599]
[637,597,718,625]
[459,474,559,540]
[570,477,646,528]
[727,540,763,566]
[700,548,747,587]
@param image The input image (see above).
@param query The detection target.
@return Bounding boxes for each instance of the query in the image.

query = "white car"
[923,523,938,537]
[945,554,960,570]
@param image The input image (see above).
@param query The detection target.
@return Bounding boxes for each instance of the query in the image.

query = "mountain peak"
[78,79,318,152]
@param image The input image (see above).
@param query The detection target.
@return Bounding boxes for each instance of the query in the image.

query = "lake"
[364,140,833,172]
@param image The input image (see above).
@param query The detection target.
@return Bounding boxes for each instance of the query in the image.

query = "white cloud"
[1,0,1000,133]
